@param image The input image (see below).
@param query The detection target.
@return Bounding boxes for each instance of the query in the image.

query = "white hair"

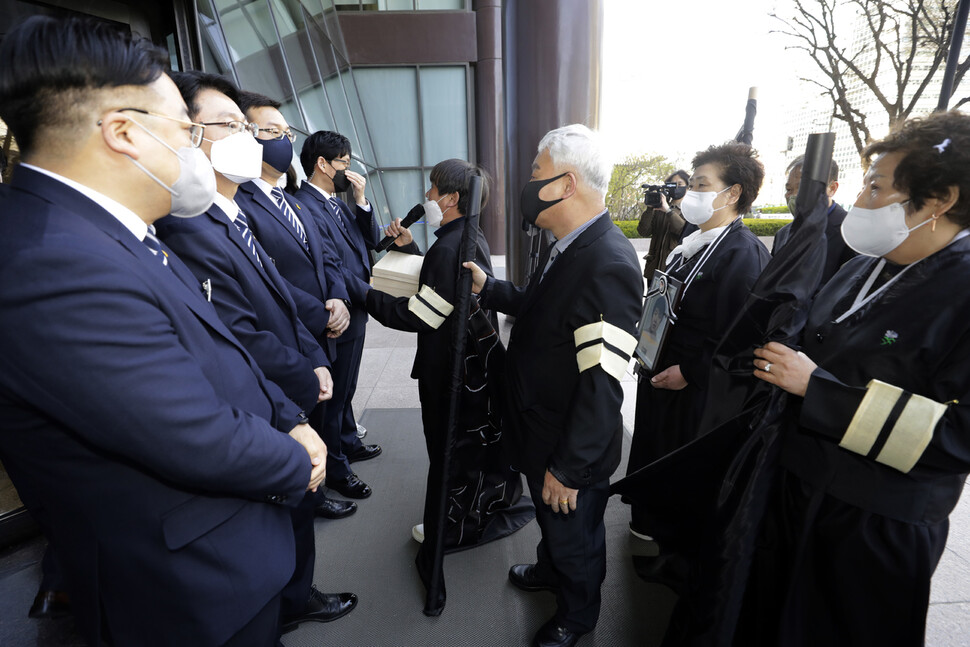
[537,124,612,197]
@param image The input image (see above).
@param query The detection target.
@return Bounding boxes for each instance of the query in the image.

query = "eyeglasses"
[257,127,296,143]
[117,108,206,147]
[201,120,259,137]
[329,158,351,170]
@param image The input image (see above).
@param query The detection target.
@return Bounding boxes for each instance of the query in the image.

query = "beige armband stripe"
[840,380,901,457]
[875,394,946,473]
[574,320,637,381]
[407,285,454,330]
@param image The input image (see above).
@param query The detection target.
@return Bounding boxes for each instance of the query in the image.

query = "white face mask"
[208,132,263,185]
[125,119,216,218]
[680,187,731,225]
[841,200,932,257]
[423,196,449,227]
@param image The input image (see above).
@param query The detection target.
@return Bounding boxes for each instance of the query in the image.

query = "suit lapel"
[16,168,262,365]
[518,215,613,319]
[250,185,313,259]
[209,207,289,305]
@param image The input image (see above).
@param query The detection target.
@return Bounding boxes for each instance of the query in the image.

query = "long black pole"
[938,0,970,111]
[422,175,483,616]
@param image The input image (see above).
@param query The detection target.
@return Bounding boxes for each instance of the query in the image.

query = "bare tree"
[772,0,970,159]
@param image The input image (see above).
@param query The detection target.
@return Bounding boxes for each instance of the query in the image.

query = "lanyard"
[833,229,970,324]
[668,218,739,301]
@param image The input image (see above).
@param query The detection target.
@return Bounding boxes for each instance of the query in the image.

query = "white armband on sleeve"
[839,379,948,473]
[574,320,637,382]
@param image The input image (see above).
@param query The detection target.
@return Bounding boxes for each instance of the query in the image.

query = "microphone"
[375,203,425,252]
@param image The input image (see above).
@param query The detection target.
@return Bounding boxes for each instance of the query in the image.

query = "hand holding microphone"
[375,203,425,252]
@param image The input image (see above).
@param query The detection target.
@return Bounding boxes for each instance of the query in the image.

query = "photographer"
[637,169,691,277]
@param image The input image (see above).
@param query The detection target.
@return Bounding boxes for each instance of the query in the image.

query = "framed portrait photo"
[634,270,682,372]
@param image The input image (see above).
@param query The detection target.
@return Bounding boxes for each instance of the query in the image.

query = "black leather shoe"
[314,496,357,520]
[346,444,382,463]
[28,590,72,619]
[326,473,372,499]
[281,586,357,632]
[532,618,582,647]
[509,563,557,593]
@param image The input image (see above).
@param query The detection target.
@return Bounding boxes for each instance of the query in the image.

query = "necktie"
[233,210,263,268]
[143,225,169,267]
[270,186,308,251]
[540,246,559,281]
[328,197,345,228]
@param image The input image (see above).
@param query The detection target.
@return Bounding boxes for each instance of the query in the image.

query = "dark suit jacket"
[155,203,328,414]
[235,181,349,354]
[482,214,643,487]
[0,167,310,647]
[294,185,382,341]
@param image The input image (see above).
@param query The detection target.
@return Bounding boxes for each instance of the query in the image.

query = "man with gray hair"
[466,124,643,647]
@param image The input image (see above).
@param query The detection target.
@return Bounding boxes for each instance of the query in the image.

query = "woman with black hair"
[738,110,970,646]
[626,143,770,541]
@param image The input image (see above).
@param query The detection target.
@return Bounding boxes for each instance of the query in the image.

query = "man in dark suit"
[235,101,379,501]
[0,16,327,647]
[292,132,395,483]
[154,71,357,630]
[771,156,856,286]
[467,125,643,647]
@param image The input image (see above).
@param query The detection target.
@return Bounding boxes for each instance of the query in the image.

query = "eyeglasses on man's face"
[201,120,259,138]
[257,127,296,143]
[115,107,206,147]
[329,157,351,170]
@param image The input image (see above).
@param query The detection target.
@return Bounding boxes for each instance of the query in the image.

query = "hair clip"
[934,138,951,154]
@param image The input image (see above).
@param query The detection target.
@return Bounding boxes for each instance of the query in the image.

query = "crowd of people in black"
[2,13,970,647]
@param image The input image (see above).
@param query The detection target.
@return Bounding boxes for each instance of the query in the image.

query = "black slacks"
[318,334,365,481]
[527,475,610,634]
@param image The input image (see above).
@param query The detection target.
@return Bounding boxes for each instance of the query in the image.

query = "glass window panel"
[377,0,414,9]
[300,85,337,134]
[354,67,420,167]
[214,0,276,60]
[416,0,464,8]
[418,66,468,165]
[340,68,377,166]
[197,0,237,77]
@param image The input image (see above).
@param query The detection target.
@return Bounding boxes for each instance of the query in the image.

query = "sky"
[601,0,808,205]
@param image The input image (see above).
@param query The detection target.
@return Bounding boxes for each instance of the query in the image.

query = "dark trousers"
[527,475,610,634]
[279,491,316,618]
[321,334,365,480]
[221,594,281,647]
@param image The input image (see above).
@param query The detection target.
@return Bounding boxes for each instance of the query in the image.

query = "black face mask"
[330,166,351,193]
[520,172,568,225]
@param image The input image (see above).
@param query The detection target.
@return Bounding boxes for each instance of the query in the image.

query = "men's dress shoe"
[28,590,72,619]
[355,423,367,440]
[532,618,582,647]
[346,443,382,463]
[281,587,357,631]
[326,473,372,499]
[509,564,557,593]
[314,496,357,520]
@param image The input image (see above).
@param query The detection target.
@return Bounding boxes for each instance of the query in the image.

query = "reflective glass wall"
[195,0,473,250]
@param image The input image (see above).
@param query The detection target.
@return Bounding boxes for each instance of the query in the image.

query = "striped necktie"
[143,225,169,267]
[233,210,262,268]
[328,197,345,228]
[270,186,308,251]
